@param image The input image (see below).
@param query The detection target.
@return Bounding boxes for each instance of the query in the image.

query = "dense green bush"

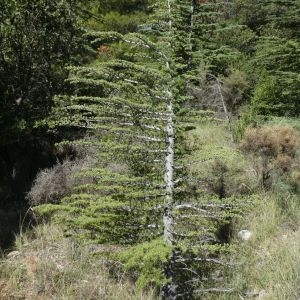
[115,239,171,291]
[252,75,300,116]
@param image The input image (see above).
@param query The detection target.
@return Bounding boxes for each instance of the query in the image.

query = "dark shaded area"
[0,210,24,250]
[0,0,86,250]
[216,222,232,244]
[0,133,56,249]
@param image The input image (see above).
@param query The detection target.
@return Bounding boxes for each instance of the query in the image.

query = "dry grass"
[209,194,300,300]
[2,123,300,300]
[187,123,300,299]
[0,223,157,300]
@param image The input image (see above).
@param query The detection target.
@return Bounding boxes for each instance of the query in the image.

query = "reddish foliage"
[97,45,112,58]
[239,126,300,188]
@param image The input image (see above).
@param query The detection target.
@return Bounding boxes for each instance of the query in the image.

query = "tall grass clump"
[215,194,300,300]
[0,222,157,300]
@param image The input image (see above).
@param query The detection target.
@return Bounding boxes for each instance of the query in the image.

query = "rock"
[238,229,252,241]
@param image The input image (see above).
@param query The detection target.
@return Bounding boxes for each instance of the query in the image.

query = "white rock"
[238,229,252,241]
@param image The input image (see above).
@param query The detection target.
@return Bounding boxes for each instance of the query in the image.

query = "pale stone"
[238,229,252,241]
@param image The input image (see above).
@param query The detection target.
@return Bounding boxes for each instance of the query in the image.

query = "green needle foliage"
[234,0,300,118]
[34,0,247,297]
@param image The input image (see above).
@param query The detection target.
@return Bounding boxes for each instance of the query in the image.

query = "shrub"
[115,239,171,291]
[239,125,300,189]
[27,157,94,206]
[290,170,300,193]
[222,69,250,113]
[252,75,300,116]
[187,124,258,197]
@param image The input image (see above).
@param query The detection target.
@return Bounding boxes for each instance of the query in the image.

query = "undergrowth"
[211,194,300,300]
[1,122,300,299]
[0,223,157,300]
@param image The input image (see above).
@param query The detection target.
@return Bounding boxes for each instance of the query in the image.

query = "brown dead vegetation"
[239,125,300,188]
